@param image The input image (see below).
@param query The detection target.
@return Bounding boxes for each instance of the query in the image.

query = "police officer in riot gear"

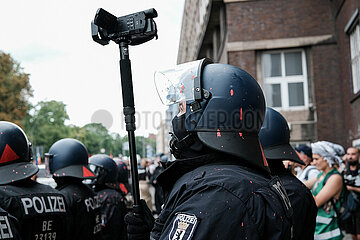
[125,59,293,239]
[46,138,101,240]
[0,121,68,240]
[89,154,128,240]
[259,107,317,240]
[0,207,21,240]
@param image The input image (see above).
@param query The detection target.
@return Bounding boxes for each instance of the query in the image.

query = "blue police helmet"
[0,121,38,184]
[259,107,304,165]
[115,160,128,184]
[155,59,268,171]
[196,63,267,171]
[46,138,95,179]
[89,154,118,184]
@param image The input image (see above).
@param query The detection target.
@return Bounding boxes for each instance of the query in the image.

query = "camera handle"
[118,41,141,213]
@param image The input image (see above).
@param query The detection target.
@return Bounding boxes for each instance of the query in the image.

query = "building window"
[262,49,309,110]
[350,24,360,94]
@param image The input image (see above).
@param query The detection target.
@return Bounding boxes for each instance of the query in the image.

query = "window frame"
[350,23,360,94]
[262,49,309,111]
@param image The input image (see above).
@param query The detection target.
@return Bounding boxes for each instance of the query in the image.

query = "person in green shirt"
[304,141,345,240]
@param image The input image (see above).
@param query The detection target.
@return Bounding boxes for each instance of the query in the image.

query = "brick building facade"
[177,0,360,148]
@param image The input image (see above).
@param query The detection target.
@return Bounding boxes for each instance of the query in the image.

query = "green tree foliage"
[70,123,109,155]
[24,99,155,157]
[24,100,70,151]
[121,135,156,158]
[0,52,32,127]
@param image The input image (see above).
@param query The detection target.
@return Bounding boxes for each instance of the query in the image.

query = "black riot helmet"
[114,160,130,194]
[0,121,38,184]
[115,160,128,184]
[154,59,269,172]
[259,107,304,165]
[89,154,118,185]
[45,138,95,179]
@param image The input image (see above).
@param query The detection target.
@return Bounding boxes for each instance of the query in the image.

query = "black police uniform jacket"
[56,181,101,240]
[0,179,68,240]
[270,163,317,240]
[0,207,21,240]
[150,154,293,240]
[95,186,127,240]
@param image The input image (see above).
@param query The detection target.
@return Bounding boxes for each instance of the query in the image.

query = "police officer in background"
[125,59,293,239]
[45,138,101,240]
[259,107,317,240]
[149,155,165,215]
[0,207,21,240]
[0,121,68,239]
[89,154,128,240]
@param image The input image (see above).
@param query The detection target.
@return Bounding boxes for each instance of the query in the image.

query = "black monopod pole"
[118,41,141,213]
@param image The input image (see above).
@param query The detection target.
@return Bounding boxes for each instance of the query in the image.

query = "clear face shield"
[44,153,53,177]
[154,59,211,106]
[88,164,108,185]
[89,164,102,177]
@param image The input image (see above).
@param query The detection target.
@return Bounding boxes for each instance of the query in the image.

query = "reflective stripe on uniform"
[314,228,341,240]
[316,216,332,224]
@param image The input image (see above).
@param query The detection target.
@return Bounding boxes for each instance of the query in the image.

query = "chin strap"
[169,132,197,159]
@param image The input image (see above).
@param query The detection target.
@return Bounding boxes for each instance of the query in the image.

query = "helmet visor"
[44,153,53,177]
[154,59,205,105]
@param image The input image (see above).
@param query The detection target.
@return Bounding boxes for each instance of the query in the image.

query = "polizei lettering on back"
[0,215,13,239]
[21,195,66,215]
[84,195,101,212]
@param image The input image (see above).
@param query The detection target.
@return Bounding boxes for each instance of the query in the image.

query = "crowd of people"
[1,59,360,240]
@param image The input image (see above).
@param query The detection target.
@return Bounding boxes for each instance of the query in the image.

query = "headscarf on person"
[311,141,345,168]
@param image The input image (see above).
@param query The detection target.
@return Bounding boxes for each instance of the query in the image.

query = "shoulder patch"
[168,213,198,240]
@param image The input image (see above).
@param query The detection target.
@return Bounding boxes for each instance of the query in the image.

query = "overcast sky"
[0,0,185,136]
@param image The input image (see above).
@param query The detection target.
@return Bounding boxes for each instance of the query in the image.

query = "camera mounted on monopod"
[91,8,158,46]
[91,8,158,212]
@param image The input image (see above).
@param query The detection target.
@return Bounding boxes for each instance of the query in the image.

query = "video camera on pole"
[91,8,158,213]
[91,8,158,45]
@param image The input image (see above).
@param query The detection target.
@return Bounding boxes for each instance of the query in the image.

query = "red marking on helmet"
[191,75,195,80]
[217,129,221,137]
[240,108,243,120]
[0,144,19,164]
[83,166,95,177]
[241,222,244,227]
[250,181,253,183]
[259,142,268,166]
[230,89,234,96]
[120,183,128,194]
